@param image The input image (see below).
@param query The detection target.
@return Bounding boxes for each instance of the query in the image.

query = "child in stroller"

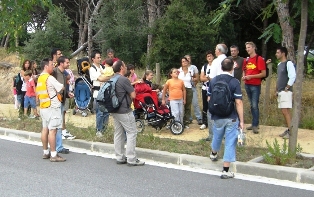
[133,83,184,135]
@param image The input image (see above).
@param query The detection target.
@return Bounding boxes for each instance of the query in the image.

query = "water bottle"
[237,129,246,147]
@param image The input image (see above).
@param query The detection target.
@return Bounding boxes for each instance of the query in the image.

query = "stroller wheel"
[82,112,87,117]
[72,109,77,115]
[170,120,184,135]
[135,119,145,133]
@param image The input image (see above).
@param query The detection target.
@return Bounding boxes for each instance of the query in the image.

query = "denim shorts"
[24,96,36,109]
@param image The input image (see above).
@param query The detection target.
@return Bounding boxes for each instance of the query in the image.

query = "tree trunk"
[289,0,308,156]
[275,0,296,62]
[4,33,10,49]
[146,0,157,69]
[1,35,6,47]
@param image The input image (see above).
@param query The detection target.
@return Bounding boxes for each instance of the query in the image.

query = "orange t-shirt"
[165,78,184,100]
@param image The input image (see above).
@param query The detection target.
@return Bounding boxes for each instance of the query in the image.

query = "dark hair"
[277,46,288,57]
[112,60,123,73]
[205,50,215,57]
[107,48,115,54]
[91,50,101,60]
[168,68,177,79]
[51,48,60,59]
[57,56,68,66]
[124,69,131,78]
[30,60,38,75]
[104,58,113,66]
[181,56,190,63]
[127,64,135,70]
[230,45,239,51]
[40,58,52,69]
[22,60,31,71]
[221,57,234,71]
[24,70,33,77]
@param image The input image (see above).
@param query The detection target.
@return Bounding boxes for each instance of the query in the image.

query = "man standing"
[111,60,145,166]
[51,48,62,67]
[89,51,109,137]
[36,58,66,162]
[52,56,75,155]
[209,44,228,79]
[242,42,266,134]
[184,55,202,125]
[229,45,244,82]
[270,46,296,139]
[208,58,244,179]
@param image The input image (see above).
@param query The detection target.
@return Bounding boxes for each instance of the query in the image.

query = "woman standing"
[178,57,197,128]
[199,51,215,140]
[18,60,31,117]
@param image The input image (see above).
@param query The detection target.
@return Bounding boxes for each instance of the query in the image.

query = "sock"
[223,167,229,172]
[211,151,217,156]
[51,151,57,157]
[43,149,49,155]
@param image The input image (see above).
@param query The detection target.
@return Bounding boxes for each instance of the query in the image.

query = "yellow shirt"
[102,67,114,77]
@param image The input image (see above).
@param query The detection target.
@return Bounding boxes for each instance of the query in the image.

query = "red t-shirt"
[25,78,36,97]
[242,55,266,85]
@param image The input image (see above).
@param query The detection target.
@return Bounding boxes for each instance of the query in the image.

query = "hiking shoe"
[57,148,69,154]
[42,153,50,159]
[62,130,76,140]
[252,126,259,134]
[279,129,289,137]
[28,114,36,119]
[221,171,234,179]
[96,131,103,137]
[210,152,218,161]
[200,124,207,130]
[116,158,127,164]
[247,125,259,130]
[197,119,203,125]
[50,154,66,162]
[127,159,145,166]
[282,131,290,139]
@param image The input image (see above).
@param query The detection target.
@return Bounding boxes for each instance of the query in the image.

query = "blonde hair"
[245,41,257,49]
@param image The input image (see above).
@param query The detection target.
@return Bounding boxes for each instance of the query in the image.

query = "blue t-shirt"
[207,73,242,120]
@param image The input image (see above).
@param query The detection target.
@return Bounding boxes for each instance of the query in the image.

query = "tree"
[23,6,73,61]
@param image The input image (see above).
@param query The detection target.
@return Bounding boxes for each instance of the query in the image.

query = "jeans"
[190,86,202,121]
[95,100,109,132]
[184,88,193,125]
[202,89,208,125]
[56,103,64,152]
[207,110,212,137]
[245,84,261,127]
[169,99,184,124]
[211,118,239,162]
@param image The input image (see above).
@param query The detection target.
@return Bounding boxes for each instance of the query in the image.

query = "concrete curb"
[1,127,313,185]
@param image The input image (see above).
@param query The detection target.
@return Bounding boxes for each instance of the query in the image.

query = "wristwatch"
[285,87,289,91]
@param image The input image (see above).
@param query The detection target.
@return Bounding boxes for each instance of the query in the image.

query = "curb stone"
[0,127,314,185]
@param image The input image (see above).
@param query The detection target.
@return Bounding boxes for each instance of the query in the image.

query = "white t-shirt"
[89,64,104,98]
[178,67,194,88]
[21,77,27,91]
[200,64,211,90]
[209,54,227,79]
[46,75,64,108]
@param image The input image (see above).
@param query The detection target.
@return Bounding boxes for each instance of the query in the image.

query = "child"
[127,64,141,86]
[162,68,186,124]
[142,70,154,88]
[23,70,38,118]
[101,58,114,77]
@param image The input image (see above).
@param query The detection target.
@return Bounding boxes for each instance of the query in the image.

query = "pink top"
[25,78,36,97]
[131,73,137,83]
[13,88,17,95]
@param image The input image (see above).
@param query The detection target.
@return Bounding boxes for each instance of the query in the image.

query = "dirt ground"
[0,103,313,154]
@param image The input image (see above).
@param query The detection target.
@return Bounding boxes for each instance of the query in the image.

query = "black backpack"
[208,75,234,117]
[245,55,269,81]
[14,73,23,95]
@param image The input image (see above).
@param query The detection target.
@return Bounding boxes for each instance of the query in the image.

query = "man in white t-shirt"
[209,44,228,80]
[89,51,109,137]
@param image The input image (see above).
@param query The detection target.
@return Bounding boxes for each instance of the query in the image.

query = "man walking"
[242,42,266,134]
[269,46,296,139]
[111,60,145,166]
[208,58,244,179]
[36,58,66,162]
[229,45,244,82]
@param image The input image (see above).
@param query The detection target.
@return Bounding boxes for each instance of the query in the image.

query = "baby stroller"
[134,83,184,135]
[72,57,93,117]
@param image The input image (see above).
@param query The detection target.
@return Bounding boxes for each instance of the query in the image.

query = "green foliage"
[95,0,147,65]
[23,6,73,61]
[263,139,303,166]
[150,0,216,70]
[258,23,282,44]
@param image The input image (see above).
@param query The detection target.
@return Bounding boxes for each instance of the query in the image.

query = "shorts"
[278,91,292,109]
[40,107,62,130]
[24,96,36,109]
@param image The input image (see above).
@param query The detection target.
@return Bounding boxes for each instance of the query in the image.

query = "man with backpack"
[242,42,266,134]
[208,57,244,179]
[110,60,145,166]
[268,46,296,139]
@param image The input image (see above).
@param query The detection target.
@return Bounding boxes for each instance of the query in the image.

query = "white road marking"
[1,134,314,191]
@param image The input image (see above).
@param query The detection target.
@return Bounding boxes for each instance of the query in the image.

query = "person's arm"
[286,61,296,87]
[162,83,169,105]
[182,83,186,105]
[235,98,244,130]
[130,91,136,99]
[244,70,266,80]
[244,57,266,79]
[200,69,209,82]
[98,75,111,82]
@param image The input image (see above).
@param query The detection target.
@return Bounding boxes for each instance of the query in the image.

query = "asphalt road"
[0,138,313,197]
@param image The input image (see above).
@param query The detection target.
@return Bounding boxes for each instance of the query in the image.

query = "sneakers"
[96,131,103,137]
[28,114,36,119]
[116,158,127,164]
[200,124,207,130]
[197,119,203,125]
[58,148,70,154]
[50,154,66,162]
[210,152,218,161]
[127,159,145,166]
[62,130,76,140]
[247,125,259,130]
[279,129,289,137]
[221,171,234,179]
[252,126,259,134]
[42,153,50,159]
